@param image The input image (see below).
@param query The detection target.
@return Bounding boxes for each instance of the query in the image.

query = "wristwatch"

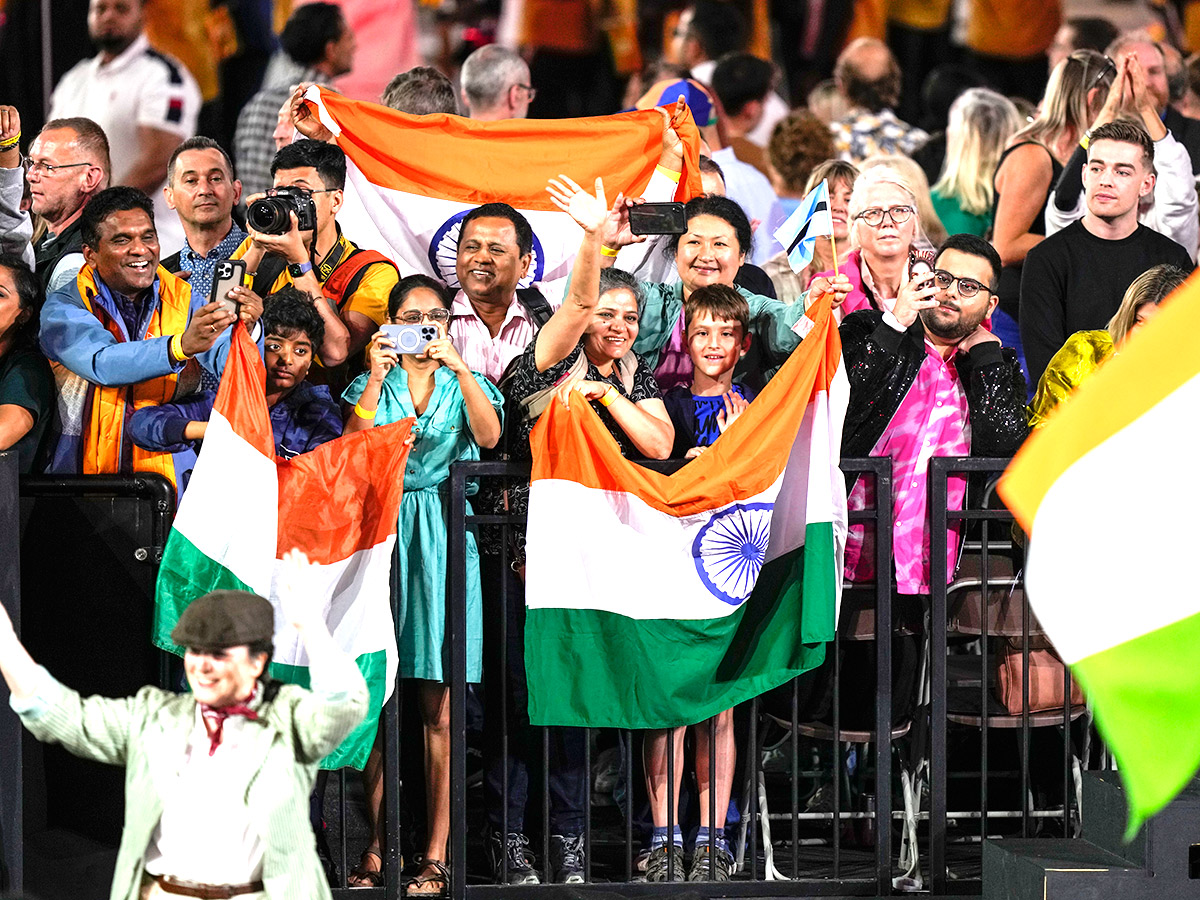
[288,260,314,278]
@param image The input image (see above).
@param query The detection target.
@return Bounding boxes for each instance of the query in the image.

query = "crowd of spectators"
[3,0,1200,893]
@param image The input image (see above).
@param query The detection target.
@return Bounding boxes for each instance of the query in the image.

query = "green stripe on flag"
[154,530,255,655]
[270,649,389,770]
[1072,608,1200,837]
[526,522,837,729]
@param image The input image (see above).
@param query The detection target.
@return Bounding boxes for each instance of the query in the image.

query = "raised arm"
[535,176,610,372]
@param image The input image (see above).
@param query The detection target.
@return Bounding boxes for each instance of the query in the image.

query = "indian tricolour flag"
[302,85,702,288]
[153,324,411,769]
[524,291,848,729]
[999,274,1200,835]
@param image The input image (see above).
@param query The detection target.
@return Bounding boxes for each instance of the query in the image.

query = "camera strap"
[317,232,355,282]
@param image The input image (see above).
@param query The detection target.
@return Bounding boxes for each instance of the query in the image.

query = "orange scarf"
[74,265,193,487]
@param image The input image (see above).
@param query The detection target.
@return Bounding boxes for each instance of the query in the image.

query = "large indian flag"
[999,274,1200,835]
[153,324,412,769]
[302,85,702,288]
[524,291,848,729]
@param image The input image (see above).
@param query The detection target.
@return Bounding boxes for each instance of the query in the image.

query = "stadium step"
[982,837,1149,900]
[983,770,1200,900]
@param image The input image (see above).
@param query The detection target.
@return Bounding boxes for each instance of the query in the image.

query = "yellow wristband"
[171,333,193,362]
[600,245,620,258]
[598,386,619,407]
[354,402,377,420]
[655,164,682,184]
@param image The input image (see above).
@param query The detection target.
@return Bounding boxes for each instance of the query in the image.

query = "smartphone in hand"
[628,202,688,235]
[209,259,247,315]
[381,323,439,355]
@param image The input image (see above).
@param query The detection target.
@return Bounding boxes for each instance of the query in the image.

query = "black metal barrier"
[18,474,175,852]
[926,458,1089,893]
[444,458,902,898]
[0,453,22,893]
[435,456,1096,898]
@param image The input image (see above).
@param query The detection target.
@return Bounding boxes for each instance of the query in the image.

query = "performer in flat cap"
[0,549,368,900]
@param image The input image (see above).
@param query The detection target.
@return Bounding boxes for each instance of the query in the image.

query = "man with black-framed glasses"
[24,117,111,293]
[794,233,1028,734]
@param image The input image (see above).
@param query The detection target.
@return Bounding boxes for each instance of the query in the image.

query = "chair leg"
[734,762,752,872]
[894,765,924,891]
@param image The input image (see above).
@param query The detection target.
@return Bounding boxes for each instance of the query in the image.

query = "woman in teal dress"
[343,274,503,895]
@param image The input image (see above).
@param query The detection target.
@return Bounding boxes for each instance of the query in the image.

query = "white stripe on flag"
[337,163,585,286]
[1026,372,1200,664]
[172,410,277,595]
[525,474,785,621]
[270,540,398,683]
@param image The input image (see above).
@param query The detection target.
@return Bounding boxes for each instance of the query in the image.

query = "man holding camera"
[232,140,398,387]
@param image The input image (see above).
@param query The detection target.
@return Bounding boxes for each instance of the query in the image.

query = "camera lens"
[247,197,291,235]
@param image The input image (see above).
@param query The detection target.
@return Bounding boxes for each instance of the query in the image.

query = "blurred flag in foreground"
[999,275,1200,835]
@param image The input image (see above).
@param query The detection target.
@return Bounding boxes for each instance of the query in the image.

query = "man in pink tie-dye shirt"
[800,234,1028,729]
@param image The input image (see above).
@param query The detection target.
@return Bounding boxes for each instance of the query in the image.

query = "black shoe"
[645,844,686,882]
[487,831,540,885]
[549,833,585,884]
[687,844,735,881]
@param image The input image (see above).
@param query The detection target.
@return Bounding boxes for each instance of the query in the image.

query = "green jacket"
[14,660,368,900]
[632,280,808,382]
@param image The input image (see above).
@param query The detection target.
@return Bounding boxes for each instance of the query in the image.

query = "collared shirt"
[233,54,328,198]
[831,108,929,165]
[143,704,265,886]
[179,225,250,303]
[50,33,201,255]
[449,291,538,386]
[844,337,971,594]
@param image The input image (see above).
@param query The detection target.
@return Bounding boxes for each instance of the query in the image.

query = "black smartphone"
[209,259,247,315]
[628,202,688,236]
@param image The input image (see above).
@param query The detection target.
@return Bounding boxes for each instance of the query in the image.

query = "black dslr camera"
[247,186,318,235]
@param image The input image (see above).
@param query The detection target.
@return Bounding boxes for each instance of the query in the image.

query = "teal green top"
[633,279,809,376]
[344,365,503,683]
[931,188,992,238]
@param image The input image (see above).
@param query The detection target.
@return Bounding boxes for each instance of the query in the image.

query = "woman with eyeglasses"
[812,164,929,320]
[342,274,503,894]
[990,50,1115,360]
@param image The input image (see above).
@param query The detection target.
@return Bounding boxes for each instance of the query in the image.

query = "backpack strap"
[323,249,397,310]
[515,285,553,329]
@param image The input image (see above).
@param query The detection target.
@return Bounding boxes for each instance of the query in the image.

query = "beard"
[920,301,990,343]
[92,31,135,55]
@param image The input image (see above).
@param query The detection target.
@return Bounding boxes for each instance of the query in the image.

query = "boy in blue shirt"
[662,283,753,461]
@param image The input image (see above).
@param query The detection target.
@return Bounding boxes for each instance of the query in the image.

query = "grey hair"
[847,163,922,250]
[598,267,644,308]
[460,45,529,112]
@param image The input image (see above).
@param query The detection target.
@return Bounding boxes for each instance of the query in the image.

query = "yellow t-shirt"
[231,235,397,330]
[965,0,1061,59]
[888,0,952,31]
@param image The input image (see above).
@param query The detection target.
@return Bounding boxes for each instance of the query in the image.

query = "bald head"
[835,38,902,112]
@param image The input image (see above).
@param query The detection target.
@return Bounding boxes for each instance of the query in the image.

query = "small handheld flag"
[774,181,833,274]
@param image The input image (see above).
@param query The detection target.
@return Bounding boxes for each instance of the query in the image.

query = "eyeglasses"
[395,309,451,325]
[22,158,94,176]
[268,186,337,198]
[516,84,538,102]
[932,268,992,299]
[855,205,914,227]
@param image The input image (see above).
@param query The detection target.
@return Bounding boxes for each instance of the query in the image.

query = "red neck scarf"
[198,688,259,756]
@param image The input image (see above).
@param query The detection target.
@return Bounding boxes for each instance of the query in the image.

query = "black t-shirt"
[1019,220,1194,386]
[0,342,55,473]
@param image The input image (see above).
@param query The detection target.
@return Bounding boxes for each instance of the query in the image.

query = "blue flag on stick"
[773,182,833,274]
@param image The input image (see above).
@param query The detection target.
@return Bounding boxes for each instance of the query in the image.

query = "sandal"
[347,848,384,889]
[404,858,449,897]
